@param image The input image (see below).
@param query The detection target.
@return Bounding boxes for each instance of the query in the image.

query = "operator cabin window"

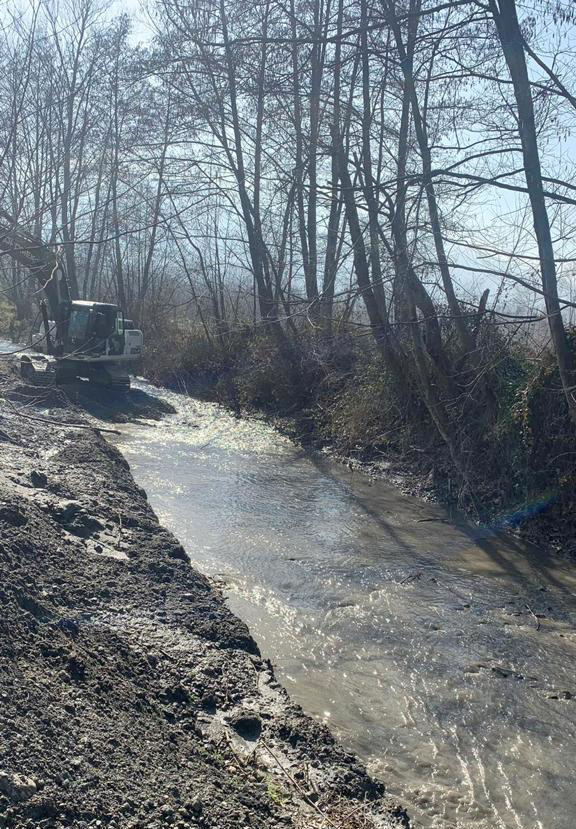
[68,307,91,341]
[94,309,114,339]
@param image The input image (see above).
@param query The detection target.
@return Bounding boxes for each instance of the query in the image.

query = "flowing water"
[110,382,576,829]
[0,340,25,355]
[3,339,573,829]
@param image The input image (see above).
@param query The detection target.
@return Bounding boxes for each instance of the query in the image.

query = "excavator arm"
[0,208,69,319]
[0,209,141,389]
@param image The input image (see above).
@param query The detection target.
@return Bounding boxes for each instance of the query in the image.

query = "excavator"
[0,209,143,388]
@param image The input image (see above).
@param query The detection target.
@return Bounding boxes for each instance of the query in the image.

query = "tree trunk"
[332,125,399,369]
[490,0,576,423]
[385,0,473,356]
[360,0,387,321]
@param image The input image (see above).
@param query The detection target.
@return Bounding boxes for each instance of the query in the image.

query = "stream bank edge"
[0,361,410,829]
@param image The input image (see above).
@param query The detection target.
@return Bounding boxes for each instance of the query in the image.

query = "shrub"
[232,333,306,411]
[0,299,16,337]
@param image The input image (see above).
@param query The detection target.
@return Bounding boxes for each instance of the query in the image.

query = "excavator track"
[20,355,130,391]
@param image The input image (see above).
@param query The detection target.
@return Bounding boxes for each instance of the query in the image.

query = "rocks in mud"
[30,470,47,488]
[0,770,37,802]
[0,503,27,527]
[50,500,104,538]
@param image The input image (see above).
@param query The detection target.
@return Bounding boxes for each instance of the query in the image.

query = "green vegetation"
[265,779,287,806]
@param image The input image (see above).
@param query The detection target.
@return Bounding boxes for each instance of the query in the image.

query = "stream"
[3,337,571,829]
[109,381,576,829]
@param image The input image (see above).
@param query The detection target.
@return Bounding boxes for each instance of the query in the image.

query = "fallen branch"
[416,517,449,523]
[400,571,422,585]
[525,603,541,631]
[2,399,121,435]
[0,428,17,444]
[260,739,339,828]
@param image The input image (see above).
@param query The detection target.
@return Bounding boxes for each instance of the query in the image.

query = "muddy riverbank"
[0,358,408,829]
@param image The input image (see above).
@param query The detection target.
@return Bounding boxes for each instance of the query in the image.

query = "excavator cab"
[49,300,141,387]
[60,301,123,357]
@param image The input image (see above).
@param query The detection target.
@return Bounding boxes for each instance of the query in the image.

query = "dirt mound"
[0,363,409,829]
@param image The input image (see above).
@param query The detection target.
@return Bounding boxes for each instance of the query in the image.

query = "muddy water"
[111,382,574,828]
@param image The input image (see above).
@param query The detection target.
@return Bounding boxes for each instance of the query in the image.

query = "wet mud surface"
[0,359,408,829]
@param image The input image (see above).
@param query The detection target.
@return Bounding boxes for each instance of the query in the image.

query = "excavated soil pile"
[0,360,409,829]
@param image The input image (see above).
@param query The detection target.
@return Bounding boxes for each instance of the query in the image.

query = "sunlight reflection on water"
[114,379,576,829]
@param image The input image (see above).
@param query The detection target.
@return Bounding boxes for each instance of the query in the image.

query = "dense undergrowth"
[143,320,576,556]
